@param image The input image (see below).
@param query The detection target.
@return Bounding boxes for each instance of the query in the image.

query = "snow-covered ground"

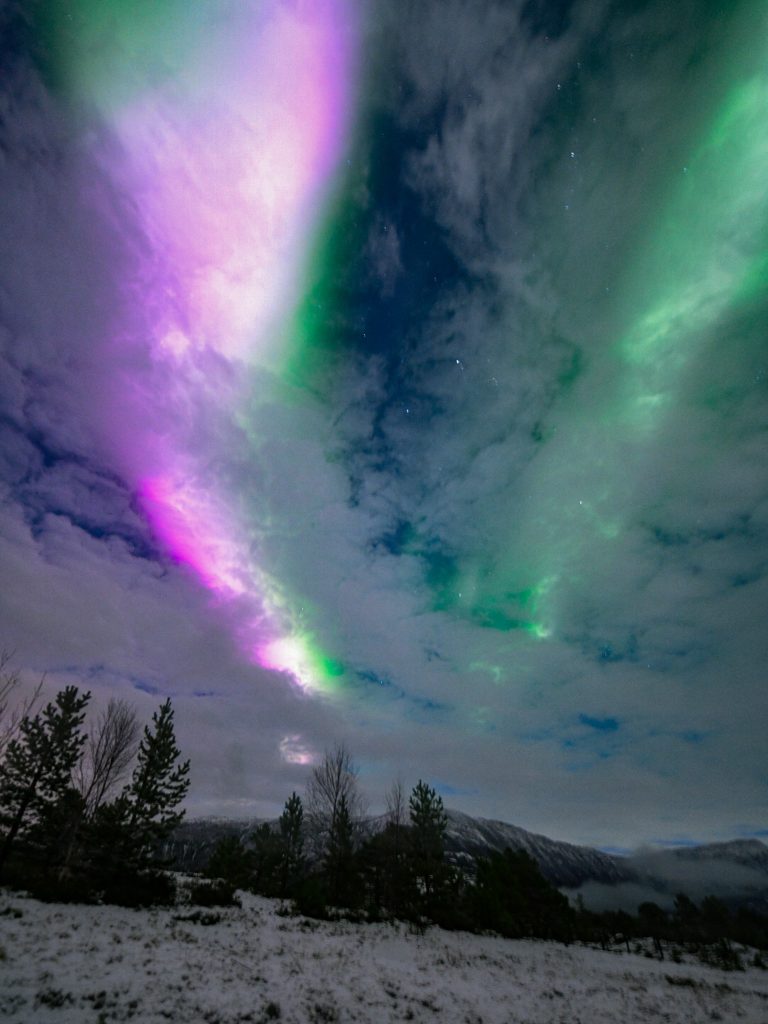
[2,888,767,1023]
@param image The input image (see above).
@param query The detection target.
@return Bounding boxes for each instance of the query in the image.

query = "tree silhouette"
[205,835,254,890]
[0,685,89,878]
[408,780,450,919]
[278,792,305,897]
[123,698,190,869]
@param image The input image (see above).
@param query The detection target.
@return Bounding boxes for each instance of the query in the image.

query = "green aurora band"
[253,2,768,694]
[50,1,765,696]
[434,3,768,680]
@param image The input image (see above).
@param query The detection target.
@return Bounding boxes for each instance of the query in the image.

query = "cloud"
[363,217,402,296]
[1,0,766,848]
[578,715,620,733]
[567,843,768,912]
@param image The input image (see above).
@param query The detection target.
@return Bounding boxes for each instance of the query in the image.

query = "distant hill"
[164,817,257,873]
[165,811,768,911]
[645,838,768,873]
[615,838,768,913]
[442,809,630,887]
[164,810,628,887]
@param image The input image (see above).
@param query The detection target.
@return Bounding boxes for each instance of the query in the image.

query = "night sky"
[1,0,766,850]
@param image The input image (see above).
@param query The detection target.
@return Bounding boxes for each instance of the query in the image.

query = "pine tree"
[473,848,572,940]
[325,791,357,907]
[409,781,447,865]
[251,823,283,895]
[206,835,255,890]
[408,779,450,919]
[278,792,305,897]
[120,698,190,871]
[0,686,90,878]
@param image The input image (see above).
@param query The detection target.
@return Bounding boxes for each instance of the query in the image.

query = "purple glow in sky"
[87,1,357,685]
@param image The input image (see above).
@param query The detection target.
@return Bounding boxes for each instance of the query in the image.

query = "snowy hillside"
[164,811,629,888]
[2,888,767,1024]
[165,811,768,908]
[443,810,629,886]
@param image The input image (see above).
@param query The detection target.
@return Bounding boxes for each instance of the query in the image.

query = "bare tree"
[376,776,412,915]
[77,699,140,815]
[306,744,365,907]
[306,743,363,851]
[55,699,140,878]
[0,649,43,759]
[385,777,406,830]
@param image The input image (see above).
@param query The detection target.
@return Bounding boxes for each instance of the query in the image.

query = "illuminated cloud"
[46,0,359,689]
[279,734,318,767]
[1,0,766,846]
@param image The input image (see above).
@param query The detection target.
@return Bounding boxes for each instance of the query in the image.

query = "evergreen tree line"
[1,679,766,964]
[0,683,189,905]
[575,893,768,969]
[202,745,768,965]
[198,745,577,937]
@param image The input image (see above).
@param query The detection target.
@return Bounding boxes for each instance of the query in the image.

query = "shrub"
[24,870,97,905]
[293,874,329,920]
[36,989,75,1008]
[174,909,222,926]
[101,870,176,907]
[189,879,240,907]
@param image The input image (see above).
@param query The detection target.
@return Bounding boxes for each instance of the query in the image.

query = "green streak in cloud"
[36,0,201,108]
[260,630,346,695]
[618,66,768,430]
[446,3,768,658]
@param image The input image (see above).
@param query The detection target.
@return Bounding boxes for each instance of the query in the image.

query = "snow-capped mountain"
[164,812,768,908]
[657,839,768,871]
[164,810,630,887]
[618,838,768,911]
[442,809,630,887]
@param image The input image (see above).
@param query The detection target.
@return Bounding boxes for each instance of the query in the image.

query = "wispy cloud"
[1,0,766,847]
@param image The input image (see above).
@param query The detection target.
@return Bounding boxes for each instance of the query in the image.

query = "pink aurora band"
[93,1,357,688]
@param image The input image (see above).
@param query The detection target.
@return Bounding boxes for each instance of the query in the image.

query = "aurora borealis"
[1,0,766,848]
[51,0,359,684]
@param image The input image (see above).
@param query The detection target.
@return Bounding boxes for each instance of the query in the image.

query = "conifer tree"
[361,779,412,917]
[473,848,572,940]
[112,698,190,872]
[205,835,254,890]
[408,779,450,918]
[0,686,90,877]
[278,792,305,896]
[325,791,357,907]
[250,823,283,895]
[409,781,447,866]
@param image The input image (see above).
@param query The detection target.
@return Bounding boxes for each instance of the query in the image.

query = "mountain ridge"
[166,808,768,909]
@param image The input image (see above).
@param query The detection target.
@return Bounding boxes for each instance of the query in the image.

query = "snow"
[2,887,767,1023]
